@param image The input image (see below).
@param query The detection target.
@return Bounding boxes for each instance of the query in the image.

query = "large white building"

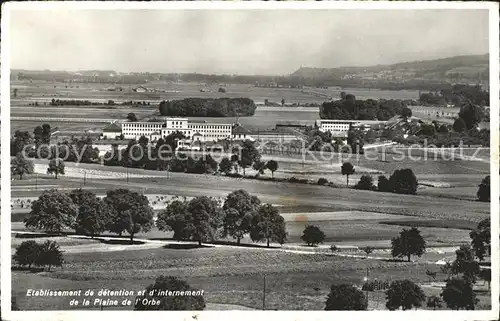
[121,117,233,143]
[316,119,386,137]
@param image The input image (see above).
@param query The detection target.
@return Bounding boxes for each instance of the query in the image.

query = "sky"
[9,9,490,75]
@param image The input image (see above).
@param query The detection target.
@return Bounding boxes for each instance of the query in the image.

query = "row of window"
[188,125,231,130]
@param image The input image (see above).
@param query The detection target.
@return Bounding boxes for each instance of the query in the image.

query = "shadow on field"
[162,244,211,250]
[14,233,61,239]
[11,266,45,273]
[97,239,145,245]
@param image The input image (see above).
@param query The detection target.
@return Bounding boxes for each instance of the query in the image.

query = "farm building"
[232,124,253,141]
[253,127,305,143]
[133,85,148,93]
[409,105,460,118]
[101,122,122,139]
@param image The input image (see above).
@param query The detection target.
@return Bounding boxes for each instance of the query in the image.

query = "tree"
[377,175,392,192]
[219,157,233,175]
[24,189,78,233]
[11,130,33,156]
[134,276,205,310]
[103,189,154,242]
[301,225,326,246]
[250,204,287,247]
[252,160,267,176]
[127,112,138,122]
[458,102,482,130]
[400,107,412,119]
[11,153,34,180]
[156,198,192,241]
[361,246,374,257]
[470,218,490,261]
[69,189,112,237]
[13,240,41,268]
[34,123,51,145]
[47,158,65,179]
[341,162,355,187]
[479,268,491,290]
[450,245,480,284]
[385,280,426,310]
[265,160,278,178]
[476,175,490,202]
[238,156,252,176]
[441,278,478,310]
[426,295,442,310]
[36,240,64,271]
[389,168,418,195]
[222,190,260,245]
[325,284,367,310]
[391,227,426,262]
[353,175,374,190]
[187,196,224,246]
[453,118,467,133]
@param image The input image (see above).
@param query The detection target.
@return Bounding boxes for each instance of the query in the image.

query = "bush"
[35,240,64,271]
[477,175,490,202]
[325,284,367,310]
[317,178,328,185]
[13,240,64,271]
[353,175,375,190]
[362,280,390,292]
[440,278,478,310]
[377,175,392,192]
[13,240,41,268]
[385,280,426,310]
[288,177,308,184]
[301,225,326,246]
[389,168,418,195]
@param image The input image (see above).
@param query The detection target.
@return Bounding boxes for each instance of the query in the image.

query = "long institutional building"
[116,117,388,148]
[121,117,234,142]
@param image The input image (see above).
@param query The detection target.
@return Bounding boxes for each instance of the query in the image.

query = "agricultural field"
[9,79,491,312]
[12,241,490,311]
[11,80,419,104]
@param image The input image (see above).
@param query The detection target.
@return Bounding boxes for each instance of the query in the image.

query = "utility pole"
[83,171,86,186]
[364,268,370,309]
[35,173,38,191]
[262,274,266,310]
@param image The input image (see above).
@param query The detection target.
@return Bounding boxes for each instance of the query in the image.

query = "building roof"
[193,132,203,136]
[102,122,122,132]
[232,124,252,134]
[151,131,161,135]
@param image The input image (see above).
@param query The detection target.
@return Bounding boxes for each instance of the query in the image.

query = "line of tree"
[419,84,489,107]
[13,240,64,271]
[349,169,418,195]
[319,95,416,121]
[159,98,256,117]
[23,188,154,242]
[156,190,287,247]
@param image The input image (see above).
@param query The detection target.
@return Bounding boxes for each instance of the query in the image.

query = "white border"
[1,1,499,321]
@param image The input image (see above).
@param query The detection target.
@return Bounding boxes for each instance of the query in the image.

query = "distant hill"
[291,54,489,81]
